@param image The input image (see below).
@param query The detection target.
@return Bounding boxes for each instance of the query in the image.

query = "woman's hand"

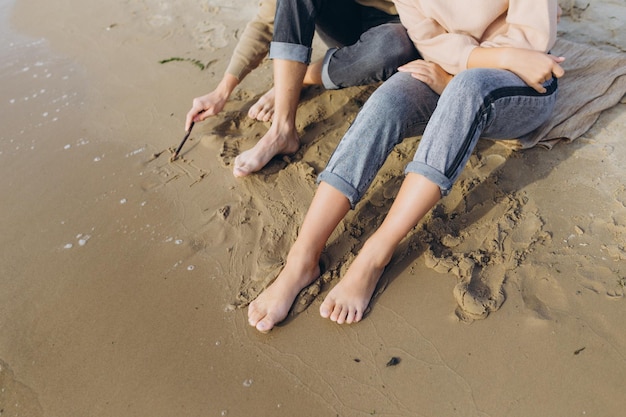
[504,48,565,93]
[398,59,453,95]
[469,47,565,94]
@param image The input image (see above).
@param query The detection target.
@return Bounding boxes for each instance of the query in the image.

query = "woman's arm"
[394,0,560,76]
[468,0,563,93]
[467,47,565,93]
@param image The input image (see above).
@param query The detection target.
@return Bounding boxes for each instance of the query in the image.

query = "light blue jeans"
[318,69,559,207]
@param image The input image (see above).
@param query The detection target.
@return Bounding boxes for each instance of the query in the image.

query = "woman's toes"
[319,300,332,318]
[345,309,357,324]
[256,318,274,333]
[330,305,343,323]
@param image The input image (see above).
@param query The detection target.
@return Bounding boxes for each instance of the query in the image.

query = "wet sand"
[1,0,625,416]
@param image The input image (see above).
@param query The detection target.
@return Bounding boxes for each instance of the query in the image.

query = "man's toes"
[261,111,273,122]
[233,156,251,178]
[255,110,267,122]
[233,167,248,178]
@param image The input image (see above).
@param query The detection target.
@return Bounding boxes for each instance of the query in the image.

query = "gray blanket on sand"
[504,38,626,150]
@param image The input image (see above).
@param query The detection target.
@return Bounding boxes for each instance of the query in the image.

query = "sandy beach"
[1,0,625,416]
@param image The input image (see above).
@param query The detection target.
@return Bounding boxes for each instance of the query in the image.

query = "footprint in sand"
[422,182,550,321]
[218,136,242,168]
[452,263,506,321]
[508,264,570,320]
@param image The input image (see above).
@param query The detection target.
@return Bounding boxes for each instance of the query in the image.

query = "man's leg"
[321,23,419,90]
[247,59,323,122]
[249,14,418,121]
[247,0,363,122]
[233,59,305,177]
[235,0,327,176]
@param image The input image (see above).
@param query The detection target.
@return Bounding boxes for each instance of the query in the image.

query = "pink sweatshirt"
[393,0,559,75]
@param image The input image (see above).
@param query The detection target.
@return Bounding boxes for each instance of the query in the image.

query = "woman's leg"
[407,68,559,195]
[313,72,438,323]
[319,172,441,323]
[318,72,438,206]
[249,72,438,331]
[320,69,559,323]
[248,182,351,332]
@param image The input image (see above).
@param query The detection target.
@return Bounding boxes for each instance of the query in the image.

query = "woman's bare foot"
[248,249,320,332]
[248,88,275,122]
[319,240,392,324]
[233,125,300,177]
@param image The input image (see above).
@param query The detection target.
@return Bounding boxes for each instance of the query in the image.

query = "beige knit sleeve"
[225,0,275,81]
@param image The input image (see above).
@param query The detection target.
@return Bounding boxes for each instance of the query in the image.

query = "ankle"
[286,244,320,270]
[268,120,297,136]
[361,234,396,268]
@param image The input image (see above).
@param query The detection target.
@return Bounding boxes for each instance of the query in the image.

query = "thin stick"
[170,121,195,161]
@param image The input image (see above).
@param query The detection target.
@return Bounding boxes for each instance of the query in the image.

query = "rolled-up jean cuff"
[321,47,340,90]
[405,161,451,196]
[317,170,360,208]
[269,41,312,64]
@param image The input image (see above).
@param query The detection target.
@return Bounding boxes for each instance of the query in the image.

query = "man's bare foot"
[248,88,275,122]
[233,125,300,177]
[319,241,391,324]
[248,251,320,332]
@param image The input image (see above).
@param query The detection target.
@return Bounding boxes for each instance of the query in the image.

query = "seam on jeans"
[445,78,558,178]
